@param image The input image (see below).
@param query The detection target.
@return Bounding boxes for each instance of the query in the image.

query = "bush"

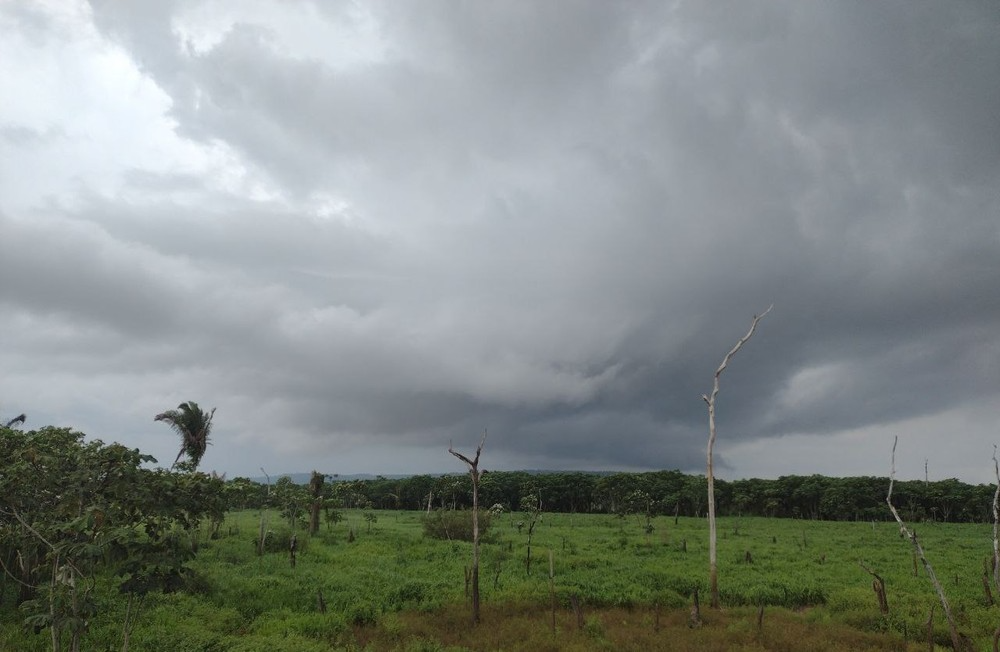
[421,510,492,542]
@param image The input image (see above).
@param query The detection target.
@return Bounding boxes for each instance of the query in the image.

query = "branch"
[1,507,85,578]
[705,305,773,406]
[887,436,962,651]
[449,429,487,471]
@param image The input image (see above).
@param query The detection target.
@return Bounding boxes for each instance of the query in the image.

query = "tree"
[3,413,25,428]
[154,402,216,472]
[702,305,771,609]
[0,424,223,652]
[449,431,487,625]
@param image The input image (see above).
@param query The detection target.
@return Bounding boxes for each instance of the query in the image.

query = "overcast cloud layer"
[1,1,998,481]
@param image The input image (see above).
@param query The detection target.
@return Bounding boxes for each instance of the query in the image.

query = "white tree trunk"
[702,305,771,609]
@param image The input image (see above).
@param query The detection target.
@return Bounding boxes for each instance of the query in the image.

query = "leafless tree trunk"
[992,446,999,591]
[887,437,962,651]
[308,471,324,536]
[702,305,771,608]
[258,468,271,556]
[449,430,487,625]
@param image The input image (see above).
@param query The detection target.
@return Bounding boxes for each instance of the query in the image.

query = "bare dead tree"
[702,304,772,608]
[449,430,487,625]
[992,445,999,591]
[887,437,962,651]
[258,468,271,556]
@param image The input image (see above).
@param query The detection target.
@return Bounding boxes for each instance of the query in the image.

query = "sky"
[1,1,998,483]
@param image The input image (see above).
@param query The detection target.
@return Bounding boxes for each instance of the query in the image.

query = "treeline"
[225,470,997,524]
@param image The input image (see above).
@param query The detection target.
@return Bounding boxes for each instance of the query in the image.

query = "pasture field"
[2,509,997,651]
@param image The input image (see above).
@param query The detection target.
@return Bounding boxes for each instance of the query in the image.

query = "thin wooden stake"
[926,603,935,652]
[549,550,556,634]
[570,594,584,630]
[688,587,702,628]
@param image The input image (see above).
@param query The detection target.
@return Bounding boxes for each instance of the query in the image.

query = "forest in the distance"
[233,467,994,525]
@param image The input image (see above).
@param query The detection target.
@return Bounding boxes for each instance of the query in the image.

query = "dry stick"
[689,587,702,628]
[549,550,556,635]
[702,304,772,609]
[926,604,935,652]
[570,594,584,630]
[993,624,1000,652]
[859,561,889,615]
[449,430,487,625]
[887,437,962,651]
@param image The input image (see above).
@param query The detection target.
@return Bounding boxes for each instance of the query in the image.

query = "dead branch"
[859,561,889,615]
[888,437,962,651]
[702,304,772,608]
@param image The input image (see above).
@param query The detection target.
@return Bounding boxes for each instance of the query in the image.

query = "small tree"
[449,431,487,625]
[702,305,771,609]
[520,492,543,575]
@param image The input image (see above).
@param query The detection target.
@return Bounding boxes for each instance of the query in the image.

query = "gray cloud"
[0,0,997,480]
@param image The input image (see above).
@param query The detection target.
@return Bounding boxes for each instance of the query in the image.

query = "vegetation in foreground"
[4,505,999,651]
[4,420,1000,651]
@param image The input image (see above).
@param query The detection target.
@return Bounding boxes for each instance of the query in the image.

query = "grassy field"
[2,509,997,651]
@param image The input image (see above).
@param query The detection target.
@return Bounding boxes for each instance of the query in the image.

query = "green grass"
[2,510,996,650]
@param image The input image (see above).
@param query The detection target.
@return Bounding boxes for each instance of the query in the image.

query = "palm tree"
[3,413,26,428]
[155,401,216,471]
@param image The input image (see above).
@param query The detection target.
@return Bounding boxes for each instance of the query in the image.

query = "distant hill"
[248,472,414,485]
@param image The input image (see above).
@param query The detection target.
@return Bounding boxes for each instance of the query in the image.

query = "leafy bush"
[421,510,492,542]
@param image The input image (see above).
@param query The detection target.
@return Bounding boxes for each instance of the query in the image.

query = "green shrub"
[421,510,492,542]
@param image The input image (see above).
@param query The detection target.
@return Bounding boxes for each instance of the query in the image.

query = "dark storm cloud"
[1,1,997,477]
